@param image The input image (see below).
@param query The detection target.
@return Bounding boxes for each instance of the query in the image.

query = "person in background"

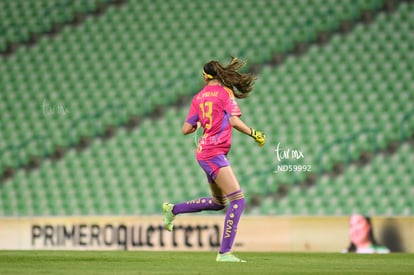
[343,214,390,254]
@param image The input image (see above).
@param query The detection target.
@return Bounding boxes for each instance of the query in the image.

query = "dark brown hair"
[203,57,256,99]
[346,216,379,252]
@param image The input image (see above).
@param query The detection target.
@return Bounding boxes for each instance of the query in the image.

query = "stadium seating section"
[0,0,413,216]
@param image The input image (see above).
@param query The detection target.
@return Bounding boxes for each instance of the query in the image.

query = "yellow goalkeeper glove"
[250,128,265,147]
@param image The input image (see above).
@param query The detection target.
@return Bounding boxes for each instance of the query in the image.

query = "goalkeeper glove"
[250,128,265,147]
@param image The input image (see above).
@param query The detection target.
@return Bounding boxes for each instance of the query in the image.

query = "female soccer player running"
[163,57,265,262]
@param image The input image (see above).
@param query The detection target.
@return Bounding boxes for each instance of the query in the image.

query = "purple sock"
[219,190,245,254]
[172,197,226,215]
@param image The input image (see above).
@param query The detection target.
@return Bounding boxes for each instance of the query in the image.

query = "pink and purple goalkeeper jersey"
[185,84,242,160]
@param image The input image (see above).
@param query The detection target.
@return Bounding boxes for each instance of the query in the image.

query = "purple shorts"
[197,155,230,183]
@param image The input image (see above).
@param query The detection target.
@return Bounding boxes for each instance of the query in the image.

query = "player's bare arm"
[229,116,251,135]
[230,115,266,146]
[181,121,196,135]
[182,121,201,135]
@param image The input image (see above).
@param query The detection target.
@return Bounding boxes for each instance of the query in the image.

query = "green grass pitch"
[0,251,413,274]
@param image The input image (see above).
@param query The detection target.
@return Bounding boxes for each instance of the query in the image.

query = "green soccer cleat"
[216,252,246,262]
[162,202,175,231]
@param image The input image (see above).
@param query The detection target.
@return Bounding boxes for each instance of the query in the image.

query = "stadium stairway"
[0,0,127,56]
[255,141,414,216]
[1,0,413,216]
[239,1,414,212]
[0,0,405,181]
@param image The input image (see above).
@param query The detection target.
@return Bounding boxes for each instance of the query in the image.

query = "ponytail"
[203,57,256,99]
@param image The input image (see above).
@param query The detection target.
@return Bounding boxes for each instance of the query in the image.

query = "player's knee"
[210,201,226,211]
[214,204,226,211]
[212,196,227,210]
